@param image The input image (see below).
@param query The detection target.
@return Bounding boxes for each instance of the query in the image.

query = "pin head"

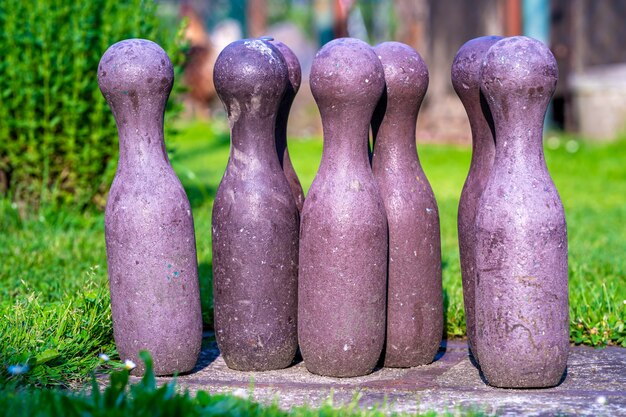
[452,36,503,105]
[310,38,384,111]
[98,39,174,116]
[374,42,428,108]
[481,36,558,118]
[213,39,289,121]
[270,40,301,93]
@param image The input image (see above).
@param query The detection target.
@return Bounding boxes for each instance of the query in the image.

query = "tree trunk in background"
[393,0,429,59]
[504,0,522,36]
[333,0,353,38]
[416,0,503,142]
[247,0,267,38]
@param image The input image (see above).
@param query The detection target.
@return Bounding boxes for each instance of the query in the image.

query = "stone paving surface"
[149,337,626,416]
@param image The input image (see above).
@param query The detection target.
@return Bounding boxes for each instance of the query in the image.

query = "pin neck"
[493,119,547,174]
[485,90,551,170]
[319,108,371,171]
[230,114,281,169]
[468,117,496,171]
[275,93,295,167]
[372,105,419,164]
[115,111,170,170]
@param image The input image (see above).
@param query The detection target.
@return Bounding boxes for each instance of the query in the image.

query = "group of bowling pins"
[212,37,443,378]
[98,33,568,389]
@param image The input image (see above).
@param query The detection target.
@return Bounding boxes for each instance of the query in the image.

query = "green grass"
[0,121,625,392]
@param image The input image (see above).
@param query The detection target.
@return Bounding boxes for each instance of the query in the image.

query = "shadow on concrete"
[434,339,447,362]
[187,336,220,375]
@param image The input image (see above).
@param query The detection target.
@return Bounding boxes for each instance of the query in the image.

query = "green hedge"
[0,0,185,209]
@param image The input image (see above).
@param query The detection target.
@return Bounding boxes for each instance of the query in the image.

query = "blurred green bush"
[0,0,186,210]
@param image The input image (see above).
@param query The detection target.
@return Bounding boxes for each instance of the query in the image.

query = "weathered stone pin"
[270,39,306,213]
[475,36,569,388]
[451,35,502,364]
[299,38,387,377]
[98,39,202,376]
[212,39,299,371]
[371,41,443,368]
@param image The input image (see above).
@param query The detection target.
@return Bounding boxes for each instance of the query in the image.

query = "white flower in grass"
[232,388,248,399]
[124,359,136,370]
[596,396,607,405]
[98,353,110,362]
[7,364,29,375]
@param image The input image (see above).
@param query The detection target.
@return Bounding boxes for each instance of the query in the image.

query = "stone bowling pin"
[98,39,202,376]
[475,36,569,388]
[371,42,443,368]
[451,36,502,364]
[212,39,299,371]
[299,38,387,377]
[270,39,306,213]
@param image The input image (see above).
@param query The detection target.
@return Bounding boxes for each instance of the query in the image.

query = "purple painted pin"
[98,39,202,376]
[212,39,299,371]
[298,38,387,377]
[452,35,502,364]
[270,40,306,213]
[475,36,569,388]
[372,41,443,368]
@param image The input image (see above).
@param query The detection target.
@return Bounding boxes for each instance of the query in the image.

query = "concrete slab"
[147,338,626,416]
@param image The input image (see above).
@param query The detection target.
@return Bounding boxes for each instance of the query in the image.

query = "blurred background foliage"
[0,0,186,210]
[2,0,626,210]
